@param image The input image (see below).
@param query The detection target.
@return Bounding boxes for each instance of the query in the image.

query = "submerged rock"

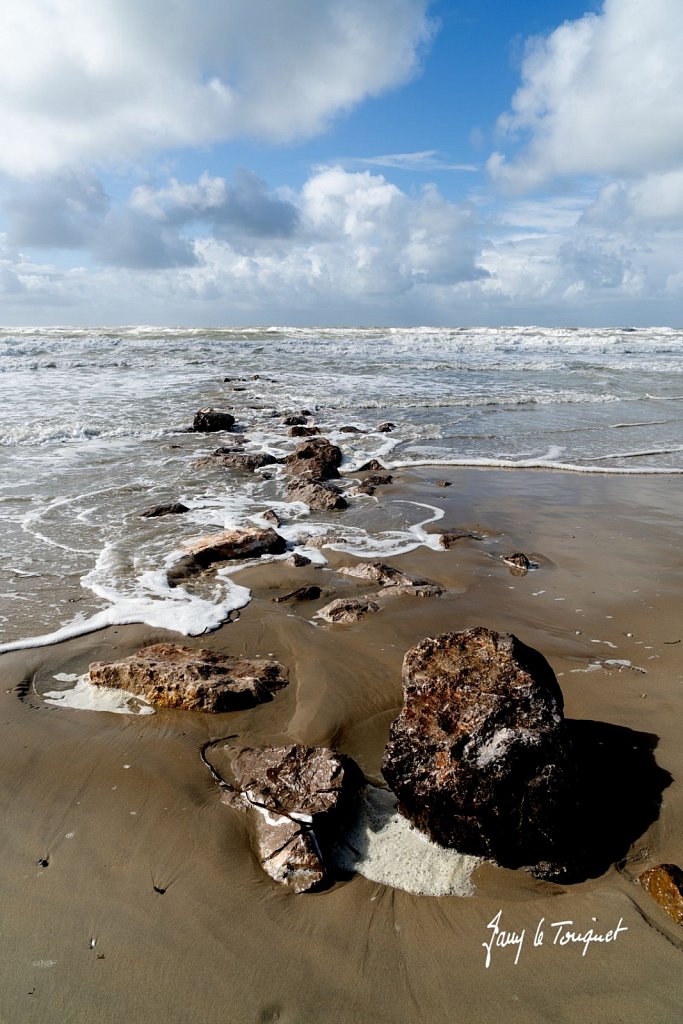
[502,552,531,575]
[439,530,483,548]
[89,644,288,712]
[337,560,422,587]
[357,458,386,472]
[193,408,235,432]
[285,437,343,481]
[197,452,277,473]
[639,864,683,926]
[352,472,394,496]
[261,508,282,526]
[282,414,308,426]
[180,526,286,567]
[377,422,396,433]
[288,425,321,437]
[222,744,363,892]
[286,478,348,511]
[316,596,380,623]
[338,425,363,433]
[272,585,323,603]
[140,502,190,518]
[381,627,574,874]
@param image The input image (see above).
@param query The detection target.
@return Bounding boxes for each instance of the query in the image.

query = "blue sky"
[0,0,681,326]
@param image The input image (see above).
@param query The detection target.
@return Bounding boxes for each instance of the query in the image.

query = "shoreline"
[1,465,682,1021]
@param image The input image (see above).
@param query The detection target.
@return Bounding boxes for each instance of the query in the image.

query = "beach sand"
[1,468,682,1023]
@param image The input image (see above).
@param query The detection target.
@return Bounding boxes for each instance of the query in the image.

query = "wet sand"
[1,468,682,1023]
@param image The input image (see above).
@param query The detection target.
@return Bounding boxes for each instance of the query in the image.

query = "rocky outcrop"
[221,744,363,892]
[193,409,235,432]
[381,627,574,874]
[316,597,380,623]
[639,864,683,926]
[140,502,189,518]
[286,478,348,511]
[285,437,342,481]
[89,644,288,712]
[180,526,286,567]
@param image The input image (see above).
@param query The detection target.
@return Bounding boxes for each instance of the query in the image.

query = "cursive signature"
[482,909,628,968]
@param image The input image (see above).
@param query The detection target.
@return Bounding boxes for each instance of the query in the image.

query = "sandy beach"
[1,466,681,1023]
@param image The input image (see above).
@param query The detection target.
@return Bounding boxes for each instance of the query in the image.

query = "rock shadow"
[561,719,672,883]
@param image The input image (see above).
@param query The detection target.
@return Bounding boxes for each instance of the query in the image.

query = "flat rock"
[199,452,277,473]
[222,744,363,892]
[338,425,363,433]
[381,626,574,874]
[439,530,483,548]
[317,596,380,623]
[180,526,286,566]
[285,437,342,480]
[286,478,348,511]
[140,502,190,518]
[193,408,235,432]
[377,582,443,600]
[89,644,288,712]
[337,560,421,587]
[639,864,683,926]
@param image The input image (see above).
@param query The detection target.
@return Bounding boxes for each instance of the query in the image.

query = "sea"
[1,325,681,651]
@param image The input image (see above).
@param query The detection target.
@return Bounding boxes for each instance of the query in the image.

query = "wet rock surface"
[140,502,190,518]
[272,585,323,603]
[440,530,483,548]
[337,560,425,587]
[377,422,396,433]
[639,864,683,925]
[221,744,363,892]
[502,552,531,575]
[179,526,286,568]
[285,437,343,481]
[288,425,321,437]
[381,626,575,874]
[198,452,278,473]
[89,644,288,712]
[192,409,235,432]
[285,552,312,567]
[317,596,380,623]
[286,478,348,511]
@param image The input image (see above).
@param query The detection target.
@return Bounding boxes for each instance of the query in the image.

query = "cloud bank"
[0,0,434,176]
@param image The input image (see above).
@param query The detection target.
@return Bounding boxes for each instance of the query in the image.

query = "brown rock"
[639,864,683,926]
[286,478,348,511]
[202,452,277,473]
[377,582,443,600]
[261,508,282,526]
[193,408,235,432]
[435,479,452,488]
[377,421,396,433]
[285,437,343,480]
[317,597,380,623]
[381,627,574,873]
[289,425,321,437]
[502,552,531,576]
[356,459,386,472]
[89,644,288,712]
[224,744,363,892]
[337,560,421,587]
[140,502,189,518]
[440,530,483,548]
[338,425,363,433]
[285,552,312,567]
[180,526,286,566]
[282,414,308,426]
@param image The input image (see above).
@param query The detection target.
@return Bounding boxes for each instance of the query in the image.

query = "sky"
[0,0,682,327]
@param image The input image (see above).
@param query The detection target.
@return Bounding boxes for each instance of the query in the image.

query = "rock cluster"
[381,626,574,874]
[89,644,288,712]
[221,744,363,892]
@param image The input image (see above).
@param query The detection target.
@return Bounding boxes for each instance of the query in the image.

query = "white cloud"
[342,150,478,172]
[488,0,683,190]
[0,0,434,177]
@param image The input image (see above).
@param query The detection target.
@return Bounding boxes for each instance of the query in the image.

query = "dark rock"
[377,582,444,600]
[285,552,312,567]
[285,437,343,481]
[381,627,574,873]
[353,472,393,495]
[289,425,321,437]
[140,502,190,518]
[357,458,386,472]
[339,425,363,433]
[287,478,348,512]
[261,509,282,526]
[283,415,308,426]
[317,597,380,623]
[273,585,322,603]
[201,452,277,473]
[89,644,288,712]
[222,744,363,892]
[440,530,483,548]
[435,479,452,488]
[179,526,286,568]
[639,864,683,926]
[193,408,235,432]
[502,552,531,576]
[377,422,396,433]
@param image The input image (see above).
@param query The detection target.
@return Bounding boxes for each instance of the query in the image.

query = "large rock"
[286,478,348,511]
[140,502,189,518]
[193,408,235,432]
[180,526,286,567]
[285,437,342,481]
[381,627,574,873]
[222,744,363,892]
[317,596,380,623]
[338,560,424,587]
[201,452,278,473]
[89,644,288,712]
